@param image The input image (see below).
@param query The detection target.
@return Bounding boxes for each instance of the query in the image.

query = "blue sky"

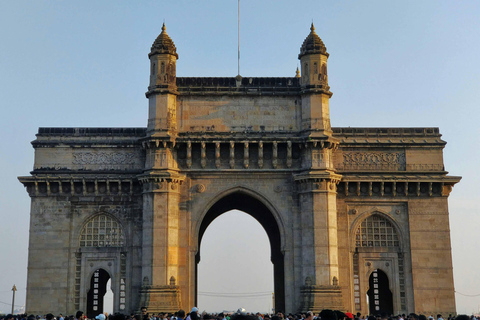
[1,0,480,314]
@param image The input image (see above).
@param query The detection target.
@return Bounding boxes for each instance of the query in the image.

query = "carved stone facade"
[19,24,460,316]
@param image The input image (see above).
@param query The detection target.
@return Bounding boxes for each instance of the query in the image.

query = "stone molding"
[18,176,139,197]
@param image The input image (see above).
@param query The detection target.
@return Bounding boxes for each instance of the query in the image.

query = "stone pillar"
[139,174,184,313]
[295,143,343,312]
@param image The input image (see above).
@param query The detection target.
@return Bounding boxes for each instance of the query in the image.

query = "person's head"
[306,312,314,320]
[177,310,186,320]
[141,308,147,316]
[46,314,55,320]
[190,312,199,320]
[75,312,84,320]
[320,310,338,320]
[95,315,106,320]
[335,312,346,320]
[230,314,257,320]
[5,315,14,320]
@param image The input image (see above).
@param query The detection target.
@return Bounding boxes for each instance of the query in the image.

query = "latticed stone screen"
[355,214,399,247]
[79,214,124,247]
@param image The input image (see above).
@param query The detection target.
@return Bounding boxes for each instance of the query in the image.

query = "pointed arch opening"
[196,191,285,312]
[367,269,393,315]
[87,269,112,318]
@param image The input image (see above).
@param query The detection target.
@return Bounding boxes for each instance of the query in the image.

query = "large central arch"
[195,190,285,312]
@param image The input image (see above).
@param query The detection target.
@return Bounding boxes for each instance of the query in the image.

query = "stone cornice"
[332,127,446,146]
[18,175,141,197]
[340,174,461,183]
[338,178,460,198]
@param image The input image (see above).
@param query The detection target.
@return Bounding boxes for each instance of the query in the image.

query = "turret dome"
[149,23,178,58]
[298,23,328,59]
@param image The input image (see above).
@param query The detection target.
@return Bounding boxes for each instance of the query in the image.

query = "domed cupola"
[149,23,178,59]
[298,23,330,92]
[298,23,328,59]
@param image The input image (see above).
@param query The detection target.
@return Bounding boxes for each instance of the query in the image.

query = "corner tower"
[146,23,178,137]
[299,23,333,138]
[296,24,343,312]
[139,24,185,313]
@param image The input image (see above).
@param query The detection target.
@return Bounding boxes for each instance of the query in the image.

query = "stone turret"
[146,23,178,136]
[298,23,333,138]
[299,23,330,93]
[148,23,178,90]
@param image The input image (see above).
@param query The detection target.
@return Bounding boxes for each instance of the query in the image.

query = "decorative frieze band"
[339,152,406,171]
[73,152,136,165]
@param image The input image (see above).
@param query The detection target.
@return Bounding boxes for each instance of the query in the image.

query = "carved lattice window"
[79,214,124,247]
[355,214,399,248]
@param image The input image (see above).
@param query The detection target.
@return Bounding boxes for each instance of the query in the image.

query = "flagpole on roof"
[238,0,240,76]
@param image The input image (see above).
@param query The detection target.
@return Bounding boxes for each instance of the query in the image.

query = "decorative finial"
[295,66,301,78]
[162,22,166,32]
[311,22,315,32]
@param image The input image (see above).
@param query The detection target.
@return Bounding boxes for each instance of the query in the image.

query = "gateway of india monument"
[19,24,460,317]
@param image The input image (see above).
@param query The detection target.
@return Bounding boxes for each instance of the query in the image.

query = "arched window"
[355,214,399,248]
[79,214,124,247]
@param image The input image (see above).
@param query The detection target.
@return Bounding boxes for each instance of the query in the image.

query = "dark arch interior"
[196,191,285,312]
[367,269,393,315]
[87,268,111,318]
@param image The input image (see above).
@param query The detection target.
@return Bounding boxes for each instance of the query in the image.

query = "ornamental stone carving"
[341,152,406,171]
[196,184,205,193]
[73,152,136,165]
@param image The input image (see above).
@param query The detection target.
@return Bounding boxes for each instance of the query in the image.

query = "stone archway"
[195,191,285,312]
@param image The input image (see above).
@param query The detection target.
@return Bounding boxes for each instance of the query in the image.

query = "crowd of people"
[0,308,477,320]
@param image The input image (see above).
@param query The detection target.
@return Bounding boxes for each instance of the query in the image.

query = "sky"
[0,0,480,315]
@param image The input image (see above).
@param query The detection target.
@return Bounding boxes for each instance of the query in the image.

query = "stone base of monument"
[139,285,182,313]
[299,285,343,313]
